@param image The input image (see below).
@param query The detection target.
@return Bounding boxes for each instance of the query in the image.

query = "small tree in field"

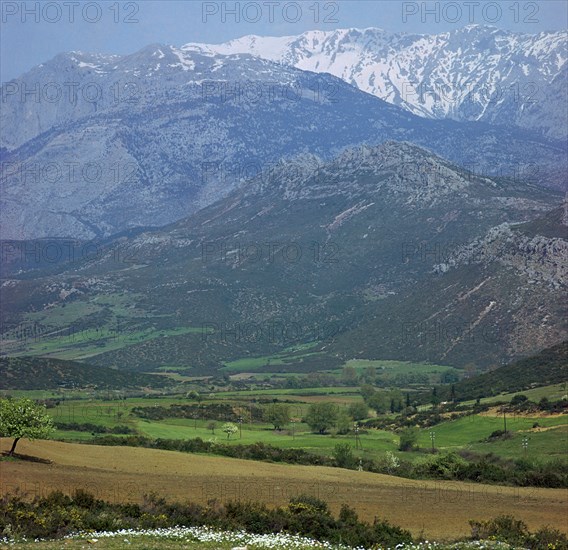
[265,404,290,431]
[348,402,369,421]
[207,421,217,435]
[305,402,338,434]
[222,422,238,440]
[0,398,54,456]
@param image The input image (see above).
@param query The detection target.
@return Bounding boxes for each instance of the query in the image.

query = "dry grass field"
[1,440,567,540]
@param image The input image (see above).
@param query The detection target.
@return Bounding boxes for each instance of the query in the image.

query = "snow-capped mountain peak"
[182,26,567,139]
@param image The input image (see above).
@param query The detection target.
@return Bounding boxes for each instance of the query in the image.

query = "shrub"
[417,452,468,480]
[286,495,338,542]
[72,489,98,510]
[529,526,568,549]
[398,427,419,451]
[332,443,357,469]
[510,394,529,406]
[487,429,513,441]
[289,494,330,515]
[470,515,529,546]
[470,515,568,549]
[371,517,413,548]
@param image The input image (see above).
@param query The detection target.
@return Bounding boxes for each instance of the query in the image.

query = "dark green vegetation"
[468,516,568,549]
[53,422,135,434]
[515,202,568,239]
[1,143,565,372]
[3,490,567,550]
[0,356,167,390]
[427,341,568,402]
[0,490,412,548]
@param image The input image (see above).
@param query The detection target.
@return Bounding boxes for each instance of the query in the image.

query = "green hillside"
[1,143,564,372]
[435,341,568,401]
[0,356,168,390]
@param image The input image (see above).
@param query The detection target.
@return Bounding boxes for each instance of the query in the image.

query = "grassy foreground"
[2,440,567,540]
[2,536,529,550]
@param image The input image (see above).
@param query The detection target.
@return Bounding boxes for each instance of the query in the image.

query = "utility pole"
[354,423,362,450]
[430,430,436,451]
[238,416,243,439]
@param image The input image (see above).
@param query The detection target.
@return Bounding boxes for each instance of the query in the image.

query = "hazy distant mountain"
[1,45,566,239]
[185,25,568,139]
[2,142,564,370]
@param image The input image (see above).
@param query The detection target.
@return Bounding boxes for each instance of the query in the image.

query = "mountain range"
[2,142,565,371]
[1,31,566,240]
[185,25,568,139]
[1,26,566,372]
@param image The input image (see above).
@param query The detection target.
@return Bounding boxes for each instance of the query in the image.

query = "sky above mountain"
[1,0,567,82]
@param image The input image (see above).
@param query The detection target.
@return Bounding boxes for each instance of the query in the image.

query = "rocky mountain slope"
[1,45,566,240]
[185,25,568,139]
[1,142,564,371]
[329,202,567,366]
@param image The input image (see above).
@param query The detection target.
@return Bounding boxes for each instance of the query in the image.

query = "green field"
[43,391,568,466]
[220,342,321,372]
[416,414,567,458]
[2,292,209,361]
[341,359,457,376]
[129,415,568,462]
[467,383,568,405]
[6,325,204,361]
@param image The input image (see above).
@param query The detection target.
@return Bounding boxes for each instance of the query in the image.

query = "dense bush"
[398,427,419,451]
[332,443,357,469]
[470,515,568,549]
[54,422,134,434]
[0,491,412,547]
[506,395,568,414]
[486,429,513,441]
[414,452,468,480]
[131,403,264,422]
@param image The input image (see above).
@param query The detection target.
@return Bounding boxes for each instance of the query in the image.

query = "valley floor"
[1,440,567,540]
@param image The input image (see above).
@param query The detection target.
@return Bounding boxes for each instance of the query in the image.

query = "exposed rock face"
[1,143,564,369]
[2,42,566,239]
[186,25,568,139]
